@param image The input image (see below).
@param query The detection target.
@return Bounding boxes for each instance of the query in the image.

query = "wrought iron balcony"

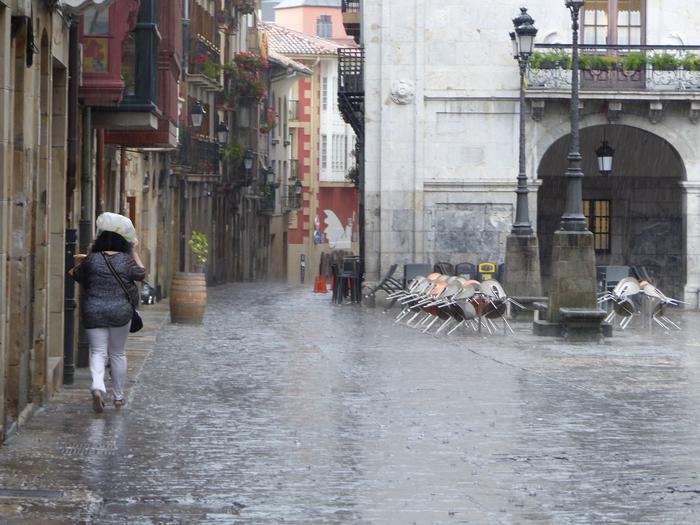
[258,189,276,214]
[176,129,220,175]
[282,187,302,211]
[338,48,364,141]
[341,0,360,44]
[527,44,700,94]
[188,36,221,89]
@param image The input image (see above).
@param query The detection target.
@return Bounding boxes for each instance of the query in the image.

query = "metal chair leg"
[660,316,681,330]
[422,316,439,334]
[435,318,452,335]
[447,320,465,336]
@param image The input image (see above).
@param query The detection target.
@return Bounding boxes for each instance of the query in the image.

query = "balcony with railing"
[527,44,700,98]
[258,189,276,214]
[282,187,302,211]
[176,129,220,176]
[338,48,364,141]
[341,0,360,44]
[187,35,221,90]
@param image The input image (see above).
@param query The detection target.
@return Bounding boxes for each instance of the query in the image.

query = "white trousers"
[86,323,130,401]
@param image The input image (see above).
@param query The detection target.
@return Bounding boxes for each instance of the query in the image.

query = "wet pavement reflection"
[1,283,700,523]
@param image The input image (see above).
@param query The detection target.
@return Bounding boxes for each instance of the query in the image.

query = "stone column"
[681,181,700,308]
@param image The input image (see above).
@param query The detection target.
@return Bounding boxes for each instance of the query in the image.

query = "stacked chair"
[598,276,682,330]
[386,271,523,337]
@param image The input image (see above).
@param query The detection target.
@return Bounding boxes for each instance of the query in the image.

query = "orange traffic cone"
[313,275,328,293]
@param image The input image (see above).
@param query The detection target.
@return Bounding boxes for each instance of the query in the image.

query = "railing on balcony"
[338,48,364,141]
[527,44,700,92]
[341,0,360,44]
[188,36,221,85]
[177,130,220,175]
[282,188,302,211]
[259,189,276,213]
[341,0,360,13]
[288,100,300,121]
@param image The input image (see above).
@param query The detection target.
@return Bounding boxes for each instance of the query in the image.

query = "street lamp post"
[542,0,602,333]
[511,8,537,235]
[502,7,543,302]
[560,0,587,232]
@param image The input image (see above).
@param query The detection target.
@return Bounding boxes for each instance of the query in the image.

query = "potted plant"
[170,230,209,324]
[650,53,681,71]
[188,230,209,273]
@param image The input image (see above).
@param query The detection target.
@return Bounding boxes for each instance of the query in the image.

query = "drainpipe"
[77,107,93,368]
[119,145,127,215]
[63,18,79,384]
[161,154,171,296]
[96,129,105,215]
[179,177,186,272]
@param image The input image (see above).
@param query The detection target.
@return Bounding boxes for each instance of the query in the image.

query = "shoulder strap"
[101,252,132,303]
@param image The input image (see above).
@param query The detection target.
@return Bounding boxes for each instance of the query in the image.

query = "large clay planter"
[170,272,207,324]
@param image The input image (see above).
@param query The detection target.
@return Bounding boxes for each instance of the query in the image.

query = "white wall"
[319,58,355,183]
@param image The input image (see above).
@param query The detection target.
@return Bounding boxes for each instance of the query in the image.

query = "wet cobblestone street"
[2,282,700,524]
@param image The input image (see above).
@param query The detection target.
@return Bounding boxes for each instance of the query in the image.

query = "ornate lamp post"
[543,0,602,333]
[560,0,587,231]
[511,8,537,235]
[503,7,543,301]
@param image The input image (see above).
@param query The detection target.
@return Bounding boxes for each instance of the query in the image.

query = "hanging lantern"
[596,138,615,176]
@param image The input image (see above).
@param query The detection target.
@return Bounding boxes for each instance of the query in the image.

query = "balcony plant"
[191,53,219,80]
[622,52,646,72]
[346,165,359,187]
[234,0,256,15]
[222,52,268,108]
[260,107,277,134]
[530,51,570,70]
[222,141,244,167]
[649,53,681,71]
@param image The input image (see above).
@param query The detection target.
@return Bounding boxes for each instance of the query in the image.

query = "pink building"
[274,0,355,45]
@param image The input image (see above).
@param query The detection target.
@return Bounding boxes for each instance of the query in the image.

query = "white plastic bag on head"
[96,212,138,243]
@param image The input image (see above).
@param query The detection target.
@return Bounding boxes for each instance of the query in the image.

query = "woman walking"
[73,213,145,412]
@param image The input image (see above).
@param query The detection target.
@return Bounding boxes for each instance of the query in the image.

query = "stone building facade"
[0,0,71,439]
[359,0,700,305]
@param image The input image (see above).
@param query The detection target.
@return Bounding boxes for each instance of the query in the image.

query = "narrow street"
[2,283,700,524]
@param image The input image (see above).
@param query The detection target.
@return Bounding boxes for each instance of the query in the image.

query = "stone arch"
[535,120,688,301]
[530,112,696,183]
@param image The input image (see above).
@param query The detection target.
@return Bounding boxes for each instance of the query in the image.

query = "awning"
[60,0,114,15]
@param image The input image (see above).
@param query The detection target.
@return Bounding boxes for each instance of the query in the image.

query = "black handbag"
[102,253,143,333]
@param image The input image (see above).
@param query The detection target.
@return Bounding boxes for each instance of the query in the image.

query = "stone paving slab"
[1,284,700,524]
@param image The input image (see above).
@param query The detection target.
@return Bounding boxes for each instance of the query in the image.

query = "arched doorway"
[537,124,686,298]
